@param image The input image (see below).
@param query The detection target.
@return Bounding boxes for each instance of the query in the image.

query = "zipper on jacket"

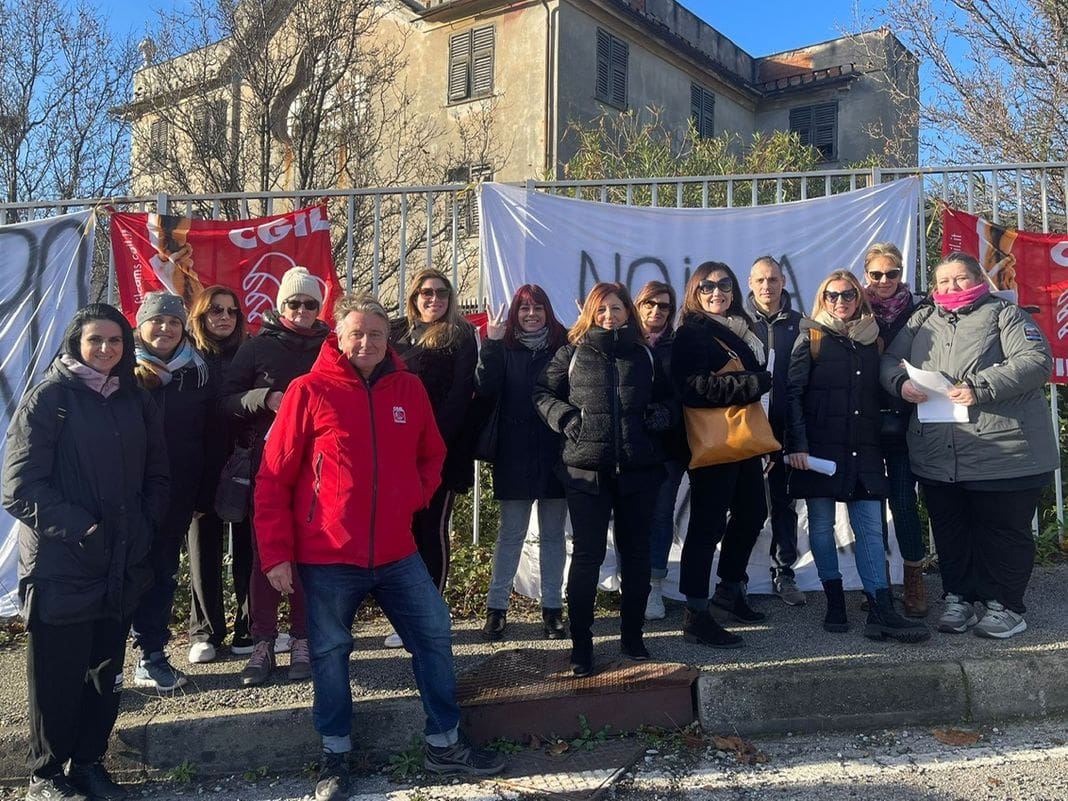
[366,383,379,568]
[306,453,324,523]
[611,331,622,474]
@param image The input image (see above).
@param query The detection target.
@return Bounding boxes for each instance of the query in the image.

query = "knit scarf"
[60,354,120,398]
[932,282,990,312]
[865,283,913,325]
[706,313,766,364]
[811,310,881,345]
[135,338,209,387]
[516,326,550,351]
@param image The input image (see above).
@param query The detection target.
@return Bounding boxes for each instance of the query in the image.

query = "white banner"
[480,178,920,322]
[0,211,96,617]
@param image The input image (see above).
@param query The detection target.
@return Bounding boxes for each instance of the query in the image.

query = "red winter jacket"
[254,336,446,572]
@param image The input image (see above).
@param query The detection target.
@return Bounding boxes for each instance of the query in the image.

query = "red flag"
[110,205,341,332]
[942,206,1068,382]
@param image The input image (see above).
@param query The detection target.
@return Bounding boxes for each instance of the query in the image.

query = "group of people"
[3,246,1056,801]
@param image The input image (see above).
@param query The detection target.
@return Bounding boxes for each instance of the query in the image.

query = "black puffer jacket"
[785,320,888,500]
[534,324,676,474]
[747,293,802,437]
[670,312,772,409]
[390,319,479,492]
[220,312,330,472]
[474,338,564,500]
[649,327,688,463]
[3,359,170,625]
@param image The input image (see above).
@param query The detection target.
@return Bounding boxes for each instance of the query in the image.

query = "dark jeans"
[649,460,686,578]
[921,482,1041,613]
[26,612,128,778]
[881,439,925,562]
[565,473,659,644]
[681,457,767,599]
[188,513,253,646]
[299,556,459,752]
[766,457,798,579]
[412,486,457,594]
[131,520,190,656]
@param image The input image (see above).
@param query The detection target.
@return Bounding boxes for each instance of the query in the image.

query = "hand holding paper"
[902,361,970,423]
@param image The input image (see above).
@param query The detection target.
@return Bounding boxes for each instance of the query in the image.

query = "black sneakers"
[424,732,506,776]
[314,752,350,801]
[26,775,87,801]
[65,762,126,801]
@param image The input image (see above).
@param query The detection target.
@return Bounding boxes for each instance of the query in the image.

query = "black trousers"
[26,613,128,778]
[681,457,767,599]
[921,482,1041,613]
[766,457,798,579]
[412,485,457,594]
[188,513,253,647]
[565,475,659,645]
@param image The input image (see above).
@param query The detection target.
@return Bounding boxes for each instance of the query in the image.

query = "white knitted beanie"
[276,266,323,312]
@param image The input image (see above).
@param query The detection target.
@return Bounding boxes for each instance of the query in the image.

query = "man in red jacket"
[254,292,505,800]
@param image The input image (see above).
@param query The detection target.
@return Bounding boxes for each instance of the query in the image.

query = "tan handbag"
[683,340,781,468]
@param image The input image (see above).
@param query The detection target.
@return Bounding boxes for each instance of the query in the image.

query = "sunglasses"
[697,278,734,295]
[208,304,239,318]
[284,299,320,311]
[641,300,672,312]
[419,288,451,300]
[823,288,859,303]
[867,269,902,282]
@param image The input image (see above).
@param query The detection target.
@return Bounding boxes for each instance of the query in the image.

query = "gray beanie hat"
[136,291,187,327]
[277,266,324,312]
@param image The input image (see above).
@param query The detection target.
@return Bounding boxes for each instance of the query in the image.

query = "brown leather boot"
[902,560,929,618]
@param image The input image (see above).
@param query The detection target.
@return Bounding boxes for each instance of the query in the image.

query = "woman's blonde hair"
[188,285,246,355]
[568,282,639,344]
[863,242,903,272]
[404,268,472,350]
[812,270,873,321]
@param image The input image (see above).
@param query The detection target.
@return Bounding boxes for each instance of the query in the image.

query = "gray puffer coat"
[880,292,1057,483]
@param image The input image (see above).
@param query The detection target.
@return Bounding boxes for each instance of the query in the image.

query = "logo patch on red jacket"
[393,406,407,423]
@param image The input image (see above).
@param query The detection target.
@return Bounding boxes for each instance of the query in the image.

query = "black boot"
[682,607,744,648]
[481,608,507,641]
[822,579,849,633]
[570,637,594,677]
[542,607,567,639]
[711,581,766,623]
[864,588,931,643]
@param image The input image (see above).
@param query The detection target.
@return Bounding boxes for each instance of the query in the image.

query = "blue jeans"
[805,498,888,595]
[649,460,686,579]
[299,556,459,752]
[486,498,568,609]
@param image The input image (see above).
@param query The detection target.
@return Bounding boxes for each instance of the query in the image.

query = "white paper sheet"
[902,360,970,423]
[761,348,775,414]
[807,457,837,476]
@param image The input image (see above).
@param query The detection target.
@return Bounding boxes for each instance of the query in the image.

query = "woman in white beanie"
[221,266,330,686]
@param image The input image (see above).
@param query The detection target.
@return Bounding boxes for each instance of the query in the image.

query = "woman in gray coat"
[881,252,1057,640]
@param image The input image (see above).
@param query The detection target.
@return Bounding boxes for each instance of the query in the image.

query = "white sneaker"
[937,593,979,633]
[645,580,666,620]
[187,642,216,664]
[383,630,404,648]
[973,601,1028,639]
[274,633,292,653]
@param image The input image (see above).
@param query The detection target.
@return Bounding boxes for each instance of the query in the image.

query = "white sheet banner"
[480,178,920,322]
[0,211,96,617]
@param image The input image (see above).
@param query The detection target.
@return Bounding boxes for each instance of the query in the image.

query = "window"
[448,26,494,103]
[789,102,838,161]
[149,118,170,164]
[595,28,628,109]
[690,84,715,138]
[447,163,493,237]
[192,101,228,155]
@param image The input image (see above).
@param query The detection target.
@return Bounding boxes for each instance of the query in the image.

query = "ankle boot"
[570,637,594,677]
[542,607,567,639]
[645,578,666,620]
[481,608,506,641]
[711,581,766,623]
[822,579,849,633]
[861,561,895,611]
[864,588,931,643]
[902,561,929,618]
[682,607,744,648]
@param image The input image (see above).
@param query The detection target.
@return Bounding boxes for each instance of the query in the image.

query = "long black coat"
[3,359,170,625]
[534,325,676,478]
[474,338,564,500]
[670,312,771,409]
[784,320,888,500]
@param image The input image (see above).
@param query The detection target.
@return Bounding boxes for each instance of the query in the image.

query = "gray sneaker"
[974,601,1027,639]
[133,652,187,690]
[937,594,979,633]
[773,575,806,606]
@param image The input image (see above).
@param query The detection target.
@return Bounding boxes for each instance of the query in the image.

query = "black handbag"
[214,445,253,522]
[472,397,502,462]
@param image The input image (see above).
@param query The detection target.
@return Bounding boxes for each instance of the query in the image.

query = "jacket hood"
[747,290,796,324]
[311,334,409,385]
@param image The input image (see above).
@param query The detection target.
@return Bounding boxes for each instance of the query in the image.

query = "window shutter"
[471,26,494,98]
[448,31,471,102]
[690,83,701,123]
[789,106,814,146]
[609,36,627,107]
[813,103,837,158]
[150,119,169,162]
[596,29,611,102]
[691,84,714,137]
[701,91,715,137]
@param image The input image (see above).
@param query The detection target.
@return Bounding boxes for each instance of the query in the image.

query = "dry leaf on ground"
[932,728,981,746]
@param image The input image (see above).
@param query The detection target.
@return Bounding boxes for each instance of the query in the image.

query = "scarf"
[811,310,881,345]
[277,316,323,337]
[932,282,990,312]
[865,283,913,325]
[707,313,766,364]
[135,338,209,387]
[60,354,120,398]
[516,326,550,351]
[645,328,666,348]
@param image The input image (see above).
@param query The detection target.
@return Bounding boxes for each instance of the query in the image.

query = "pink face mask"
[932,282,989,312]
